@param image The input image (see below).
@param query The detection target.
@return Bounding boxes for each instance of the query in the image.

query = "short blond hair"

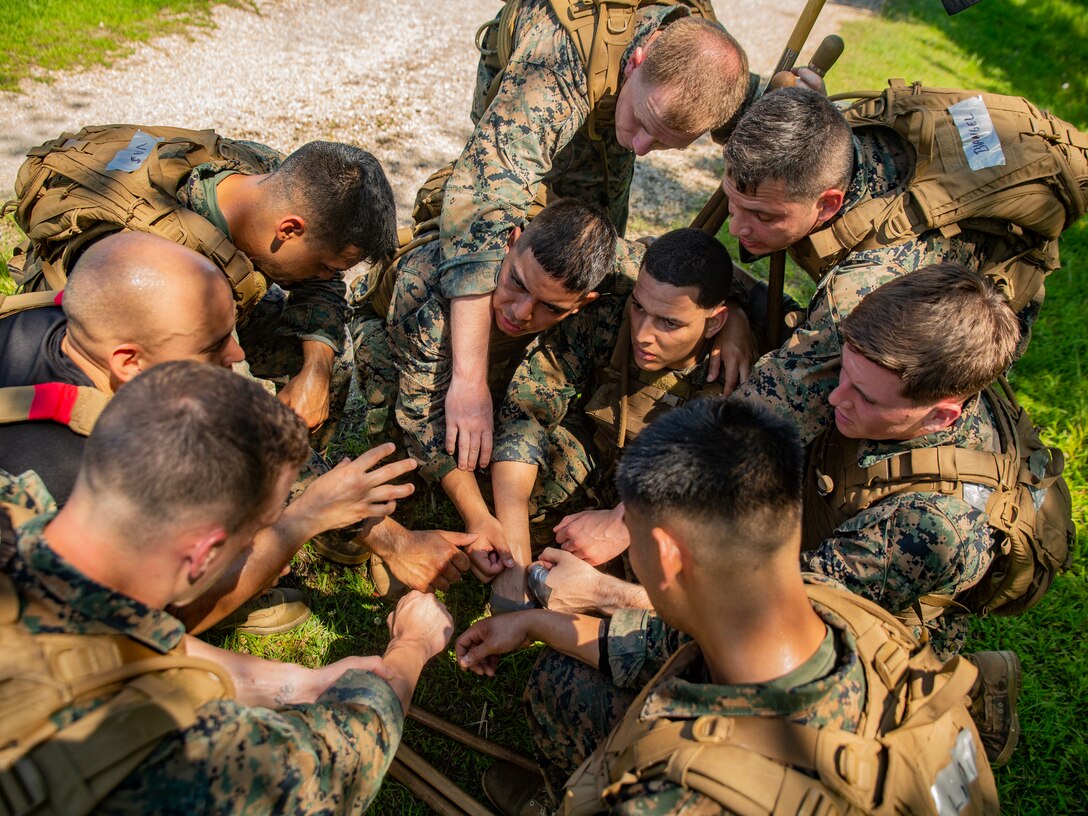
[643,16,749,134]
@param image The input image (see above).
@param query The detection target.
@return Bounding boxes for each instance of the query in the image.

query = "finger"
[354,442,398,472]
[441,562,462,586]
[539,547,566,563]
[450,549,472,572]
[445,422,458,457]
[430,574,451,593]
[706,346,721,382]
[363,457,418,486]
[561,541,576,552]
[458,429,475,471]
[479,429,493,468]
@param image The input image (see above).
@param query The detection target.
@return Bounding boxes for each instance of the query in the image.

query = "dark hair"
[642,228,732,308]
[271,141,398,263]
[841,263,1021,401]
[81,362,310,533]
[724,87,853,201]
[520,199,618,294]
[616,398,803,547]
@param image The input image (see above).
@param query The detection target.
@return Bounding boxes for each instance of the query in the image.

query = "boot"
[311,530,371,565]
[214,587,311,635]
[964,650,1022,767]
[482,761,553,816]
[368,553,409,600]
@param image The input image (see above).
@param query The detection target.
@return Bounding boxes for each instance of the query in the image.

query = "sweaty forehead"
[511,247,585,308]
[634,273,702,315]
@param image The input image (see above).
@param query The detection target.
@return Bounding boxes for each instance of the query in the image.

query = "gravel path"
[0,0,875,230]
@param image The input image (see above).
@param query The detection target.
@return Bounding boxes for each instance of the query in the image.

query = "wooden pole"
[395,744,498,816]
[389,759,467,816]
[409,707,540,774]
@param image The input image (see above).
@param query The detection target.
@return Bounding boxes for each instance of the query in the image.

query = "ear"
[652,525,684,589]
[187,526,230,583]
[108,344,145,387]
[919,398,964,435]
[571,291,600,313]
[704,304,728,338]
[624,40,652,78]
[814,189,845,225]
[274,215,306,243]
[505,225,523,252]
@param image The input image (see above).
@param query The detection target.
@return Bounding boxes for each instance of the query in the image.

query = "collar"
[16,520,186,653]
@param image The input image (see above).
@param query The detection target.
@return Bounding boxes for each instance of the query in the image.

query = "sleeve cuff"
[436,252,507,300]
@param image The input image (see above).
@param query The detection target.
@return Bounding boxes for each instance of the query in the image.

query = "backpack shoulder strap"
[0,291,62,318]
[0,383,110,437]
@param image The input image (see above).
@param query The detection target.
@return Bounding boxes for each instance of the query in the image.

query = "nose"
[223,335,246,367]
[828,378,847,408]
[631,130,655,156]
[729,211,751,238]
[513,296,534,322]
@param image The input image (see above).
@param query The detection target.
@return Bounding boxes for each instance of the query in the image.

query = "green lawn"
[0,0,247,92]
[2,0,1086,812]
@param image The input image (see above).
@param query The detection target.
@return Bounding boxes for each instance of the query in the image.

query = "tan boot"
[311,531,371,565]
[214,587,311,635]
[965,650,1022,767]
[368,553,408,600]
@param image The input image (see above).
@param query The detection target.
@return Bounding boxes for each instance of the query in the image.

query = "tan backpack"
[0,572,235,816]
[476,0,717,141]
[803,379,1074,620]
[563,583,998,815]
[791,80,1088,311]
[2,124,279,315]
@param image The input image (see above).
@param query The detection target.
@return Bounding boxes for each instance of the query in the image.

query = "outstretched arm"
[455,608,604,677]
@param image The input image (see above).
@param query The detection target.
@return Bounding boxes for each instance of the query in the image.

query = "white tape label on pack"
[105,130,164,173]
[948,96,1006,171]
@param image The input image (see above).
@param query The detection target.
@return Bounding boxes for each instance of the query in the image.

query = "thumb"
[446,531,479,548]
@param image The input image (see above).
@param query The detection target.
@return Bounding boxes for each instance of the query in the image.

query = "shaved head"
[64,232,243,374]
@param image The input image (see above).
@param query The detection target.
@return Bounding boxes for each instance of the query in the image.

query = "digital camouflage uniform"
[495,298,715,509]
[177,142,354,433]
[437,0,692,303]
[525,578,868,807]
[6,514,404,814]
[0,468,55,570]
[801,394,1000,660]
[354,237,644,518]
[737,130,1008,444]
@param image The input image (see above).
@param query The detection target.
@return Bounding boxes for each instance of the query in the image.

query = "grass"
[0,0,250,93]
[1,0,1086,811]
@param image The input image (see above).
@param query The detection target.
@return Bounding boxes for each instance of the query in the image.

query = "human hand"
[705,307,755,395]
[553,505,630,566]
[444,374,493,471]
[387,591,454,660]
[792,67,828,95]
[537,548,650,616]
[464,513,516,582]
[374,527,476,593]
[278,342,334,429]
[455,613,537,677]
[297,443,417,532]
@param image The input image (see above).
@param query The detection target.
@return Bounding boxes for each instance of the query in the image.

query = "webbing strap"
[0,384,109,437]
[0,291,62,318]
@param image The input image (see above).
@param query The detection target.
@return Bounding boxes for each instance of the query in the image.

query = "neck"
[687,566,826,686]
[59,330,114,394]
[215,172,268,252]
[43,499,177,609]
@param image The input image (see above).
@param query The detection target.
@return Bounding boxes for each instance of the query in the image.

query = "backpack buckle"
[0,757,47,816]
[691,715,732,743]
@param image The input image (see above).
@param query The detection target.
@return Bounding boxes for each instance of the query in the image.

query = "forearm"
[491,460,538,568]
[184,635,314,707]
[595,577,652,617]
[524,609,606,669]
[300,339,335,379]
[381,639,433,713]
[441,469,493,527]
[450,295,492,379]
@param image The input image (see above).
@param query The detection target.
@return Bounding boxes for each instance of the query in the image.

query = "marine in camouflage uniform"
[736,131,1007,444]
[801,393,1001,660]
[355,235,645,516]
[524,578,867,804]
[177,141,354,432]
[439,0,713,302]
[6,513,404,814]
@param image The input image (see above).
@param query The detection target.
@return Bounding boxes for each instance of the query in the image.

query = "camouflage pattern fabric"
[370,237,643,500]
[437,0,683,300]
[525,590,867,806]
[8,520,404,814]
[0,468,56,570]
[801,394,1000,659]
[736,130,1005,445]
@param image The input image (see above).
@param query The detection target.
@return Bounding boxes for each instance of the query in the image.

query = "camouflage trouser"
[237,285,354,451]
[347,286,402,450]
[524,648,637,796]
